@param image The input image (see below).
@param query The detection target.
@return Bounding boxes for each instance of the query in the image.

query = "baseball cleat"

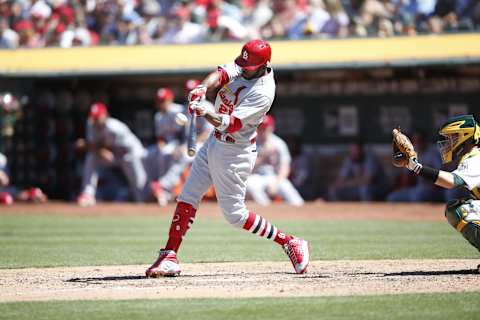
[146,249,181,278]
[77,193,96,207]
[283,237,310,274]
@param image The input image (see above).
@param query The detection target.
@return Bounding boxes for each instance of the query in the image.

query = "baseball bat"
[187,106,197,157]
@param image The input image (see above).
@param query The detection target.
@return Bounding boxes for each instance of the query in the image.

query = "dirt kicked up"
[1,260,479,302]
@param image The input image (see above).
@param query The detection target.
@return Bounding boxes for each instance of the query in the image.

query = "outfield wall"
[1,34,480,76]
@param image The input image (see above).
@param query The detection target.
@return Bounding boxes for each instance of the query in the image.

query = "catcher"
[392,114,480,270]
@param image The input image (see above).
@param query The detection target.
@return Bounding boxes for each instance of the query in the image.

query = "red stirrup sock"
[164,201,197,252]
[242,211,291,246]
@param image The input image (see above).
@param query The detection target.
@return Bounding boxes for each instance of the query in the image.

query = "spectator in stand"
[0,17,18,48]
[387,131,444,202]
[0,0,478,48]
[246,115,305,206]
[329,140,389,201]
[160,4,206,44]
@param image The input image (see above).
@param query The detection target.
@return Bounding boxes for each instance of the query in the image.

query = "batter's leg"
[166,140,213,252]
[146,142,214,278]
[208,142,309,273]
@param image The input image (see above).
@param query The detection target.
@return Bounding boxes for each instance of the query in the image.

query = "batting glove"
[189,101,207,117]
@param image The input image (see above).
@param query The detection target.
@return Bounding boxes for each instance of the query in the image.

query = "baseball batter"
[146,39,310,277]
[247,115,304,206]
[78,102,147,206]
[392,114,480,270]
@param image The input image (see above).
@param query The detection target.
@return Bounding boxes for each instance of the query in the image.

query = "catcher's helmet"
[437,114,480,164]
[235,39,271,71]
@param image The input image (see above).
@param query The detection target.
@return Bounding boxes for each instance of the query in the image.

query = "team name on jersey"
[218,86,246,115]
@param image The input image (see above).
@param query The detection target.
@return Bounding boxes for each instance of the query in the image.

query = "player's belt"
[214,130,256,145]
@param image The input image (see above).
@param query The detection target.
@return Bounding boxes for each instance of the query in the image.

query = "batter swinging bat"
[187,100,199,157]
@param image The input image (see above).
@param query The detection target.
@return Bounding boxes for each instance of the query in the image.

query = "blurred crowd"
[1,0,479,49]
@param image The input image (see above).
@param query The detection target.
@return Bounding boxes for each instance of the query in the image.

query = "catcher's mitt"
[392,128,417,168]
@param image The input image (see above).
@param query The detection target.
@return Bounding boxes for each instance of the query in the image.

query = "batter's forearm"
[202,71,221,91]
[204,111,228,129]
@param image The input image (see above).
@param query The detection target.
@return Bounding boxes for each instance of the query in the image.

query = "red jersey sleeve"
[217,66,230,87]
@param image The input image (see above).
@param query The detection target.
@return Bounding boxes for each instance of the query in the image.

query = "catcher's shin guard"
[445,199,480,251]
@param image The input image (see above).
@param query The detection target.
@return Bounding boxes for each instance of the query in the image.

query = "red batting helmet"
[235,39,271,71]
[89,102,107,120]
[156,88,174,102]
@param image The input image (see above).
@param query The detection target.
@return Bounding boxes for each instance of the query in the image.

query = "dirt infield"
[0,201,446,221]
[2,202,477,302]
[0,260,478,302]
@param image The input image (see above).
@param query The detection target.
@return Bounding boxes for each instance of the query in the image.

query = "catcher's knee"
[445,199,480,251]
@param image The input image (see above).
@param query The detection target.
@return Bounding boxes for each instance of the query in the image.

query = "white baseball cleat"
[77,193,96,207]
[283,237,310,274]
[146,249,181,278]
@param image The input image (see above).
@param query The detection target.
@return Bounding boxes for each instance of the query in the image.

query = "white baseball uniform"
[247,133,304,206]
[453,148,480,199]
[178,62,275,226]
[81,117,147,202]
